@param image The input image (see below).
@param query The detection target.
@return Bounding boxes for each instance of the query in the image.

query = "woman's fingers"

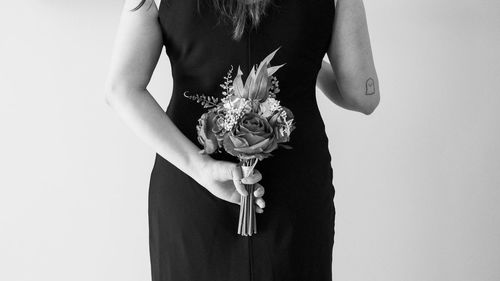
[253,184,265,198]
[231,165,248,197]
[241,169,262,184]
[253,183,265,212]
[255,197,265,209]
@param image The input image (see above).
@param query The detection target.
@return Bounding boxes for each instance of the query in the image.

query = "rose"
[196,108,225,154]
[223,112,278,160]
[269,106,295,144]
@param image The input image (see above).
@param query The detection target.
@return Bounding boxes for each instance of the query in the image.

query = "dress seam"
[247,24,255,281]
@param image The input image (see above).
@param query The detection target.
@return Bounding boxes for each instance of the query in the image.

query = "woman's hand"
[198,159,266,213]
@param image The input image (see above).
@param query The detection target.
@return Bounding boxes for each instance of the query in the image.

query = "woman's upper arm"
[105,0,163,94]
[326,0,379,113]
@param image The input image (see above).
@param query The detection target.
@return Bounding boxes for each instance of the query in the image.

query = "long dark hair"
[130,0,273,41]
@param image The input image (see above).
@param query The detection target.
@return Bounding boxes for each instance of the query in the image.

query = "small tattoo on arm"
[365,78,375,95]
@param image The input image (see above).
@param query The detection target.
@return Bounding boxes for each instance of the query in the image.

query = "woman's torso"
[154,0,336,200]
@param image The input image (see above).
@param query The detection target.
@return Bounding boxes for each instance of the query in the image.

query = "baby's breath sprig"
[220,65,234,96]
[183,91,219,109]
[269,75,280,99]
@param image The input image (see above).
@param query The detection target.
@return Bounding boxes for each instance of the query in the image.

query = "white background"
[1,0,499,280]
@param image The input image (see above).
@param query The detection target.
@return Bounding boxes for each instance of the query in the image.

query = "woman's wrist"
[188,151,214,184]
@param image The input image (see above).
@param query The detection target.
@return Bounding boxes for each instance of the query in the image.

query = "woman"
[105,0,379,280]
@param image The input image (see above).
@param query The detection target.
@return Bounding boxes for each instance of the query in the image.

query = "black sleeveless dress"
[149,0,336,280]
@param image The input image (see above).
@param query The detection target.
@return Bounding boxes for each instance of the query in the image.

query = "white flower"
[268,97,282,112]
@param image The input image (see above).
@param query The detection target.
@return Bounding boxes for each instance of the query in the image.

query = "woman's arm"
[319,0,380,115]
[316,60,359,111]
[104,0,212,183]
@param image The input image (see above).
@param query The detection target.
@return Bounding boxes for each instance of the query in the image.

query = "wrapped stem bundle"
[237,157,259,236]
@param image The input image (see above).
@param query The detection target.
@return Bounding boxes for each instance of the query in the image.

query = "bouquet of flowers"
[183,47,296,236]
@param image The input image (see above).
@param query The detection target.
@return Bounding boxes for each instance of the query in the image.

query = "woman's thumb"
[230,163,248,197]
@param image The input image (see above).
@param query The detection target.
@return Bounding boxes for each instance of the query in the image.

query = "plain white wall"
[1,1,499,281]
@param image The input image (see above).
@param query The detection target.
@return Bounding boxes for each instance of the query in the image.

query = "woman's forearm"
[105,86,213,183]
[316,60,358,111]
